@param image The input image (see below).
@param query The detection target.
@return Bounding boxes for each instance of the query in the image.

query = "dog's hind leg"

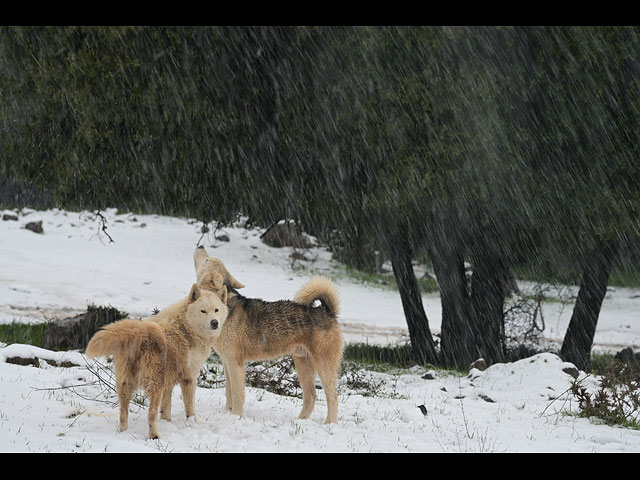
[142,353,165,439]
[316,364,339,424]
[116,378,135,433]
[312,344,342,424]
[293,349,317,419]
[113,358,137,433]
[160,384,173,421]
[147,381,164,439]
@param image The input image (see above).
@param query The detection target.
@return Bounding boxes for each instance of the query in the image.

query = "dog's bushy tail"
[85,319,165,360]
[293,276,340,318]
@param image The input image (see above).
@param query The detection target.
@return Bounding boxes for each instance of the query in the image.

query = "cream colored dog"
[85,283,228,439]
[194,245,245,292]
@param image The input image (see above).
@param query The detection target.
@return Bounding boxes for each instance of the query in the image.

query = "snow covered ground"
[1,207,639,452]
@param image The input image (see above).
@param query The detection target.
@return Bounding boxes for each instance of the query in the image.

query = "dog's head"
[185,283,229,334]
[194,246,245,292]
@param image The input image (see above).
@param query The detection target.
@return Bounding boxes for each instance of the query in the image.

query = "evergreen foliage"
[1,26,639,369]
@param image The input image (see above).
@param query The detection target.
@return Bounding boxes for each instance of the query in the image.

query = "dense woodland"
[1,26,639,372]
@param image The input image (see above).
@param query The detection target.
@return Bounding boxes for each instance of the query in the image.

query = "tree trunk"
[390,233,438,366]
[470,258,508,365]
[428,244,477,370]
[560,240,618,372]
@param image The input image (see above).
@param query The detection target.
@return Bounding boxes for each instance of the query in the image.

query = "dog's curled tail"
[85,319,165,360]
[293,276,340,318]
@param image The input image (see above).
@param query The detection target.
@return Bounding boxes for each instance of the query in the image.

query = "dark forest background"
[1,26,639,371]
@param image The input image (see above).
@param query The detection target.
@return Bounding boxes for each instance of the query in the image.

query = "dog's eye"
[215,308,219,313]
[201,309,207,314]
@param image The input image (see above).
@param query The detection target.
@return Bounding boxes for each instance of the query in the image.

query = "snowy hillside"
[1,207,639,452]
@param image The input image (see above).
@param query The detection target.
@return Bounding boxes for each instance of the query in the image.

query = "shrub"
[570,359,640,429]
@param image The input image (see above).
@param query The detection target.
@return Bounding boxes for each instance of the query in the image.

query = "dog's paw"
[186,415,198,426]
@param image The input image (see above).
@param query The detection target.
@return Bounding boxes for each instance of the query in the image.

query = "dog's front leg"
[222,360,233,412]
[180,377,197,422]
[226,359,246,417]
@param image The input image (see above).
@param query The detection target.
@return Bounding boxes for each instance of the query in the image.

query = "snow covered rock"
[24,220,43,234]
[0,343,85,367]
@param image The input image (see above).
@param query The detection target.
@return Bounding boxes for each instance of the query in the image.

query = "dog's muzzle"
[210,319,219,330]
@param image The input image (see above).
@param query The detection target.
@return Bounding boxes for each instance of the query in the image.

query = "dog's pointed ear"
[188,283,201,303]
[223,268,245,290]
[218,285,228,305]
[202,272,224,291]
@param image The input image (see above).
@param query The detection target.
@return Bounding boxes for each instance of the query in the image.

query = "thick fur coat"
[85,283,228,439]
[194,248,343,424]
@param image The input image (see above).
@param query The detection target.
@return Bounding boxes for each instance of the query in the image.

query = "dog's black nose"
[210,319,219,330]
